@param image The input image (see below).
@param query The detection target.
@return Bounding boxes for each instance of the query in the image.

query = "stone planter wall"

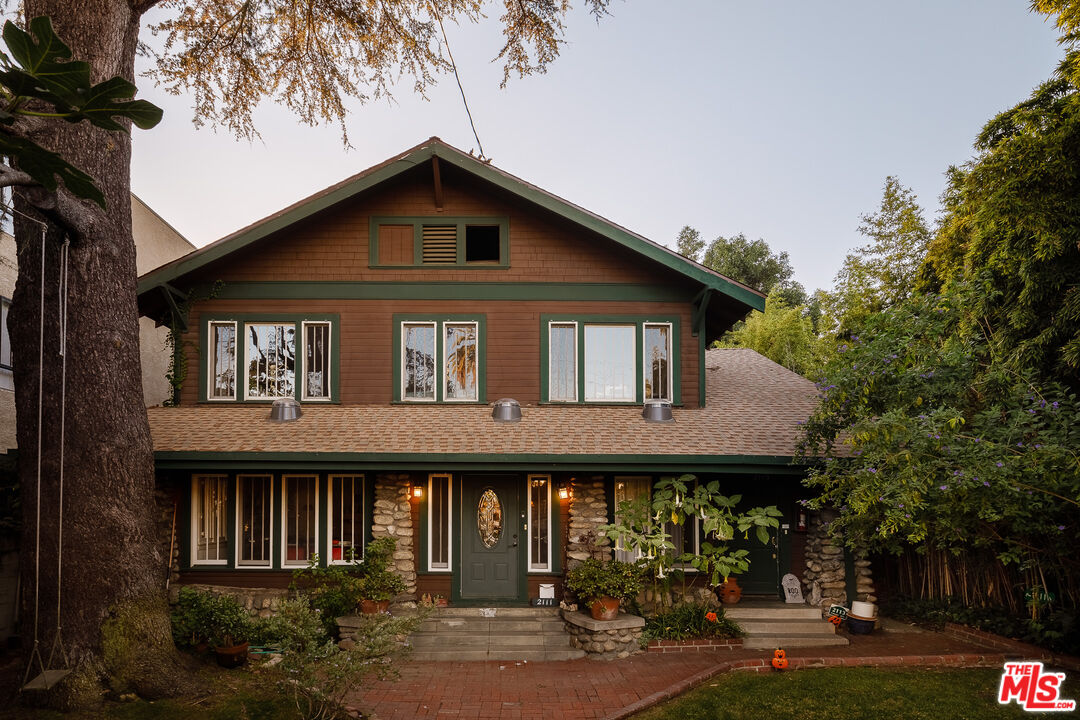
[562,609,644,659]
[172,583,289,619]
[566,477,611,570]
[373,473,416,600]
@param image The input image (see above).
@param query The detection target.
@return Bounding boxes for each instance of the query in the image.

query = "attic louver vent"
[422,225,457,264]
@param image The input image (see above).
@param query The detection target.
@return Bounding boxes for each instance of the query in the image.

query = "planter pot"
[214,642,249,668]
[435,598,449,608]
[718,579,742,605]
[589,596,620,621]
[360,599,391,615]
[851,601,877,618]
[847,614,877,634]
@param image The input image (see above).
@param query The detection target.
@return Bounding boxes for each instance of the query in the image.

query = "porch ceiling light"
[642,399,674,423]
[269,397,302,423]
[492,398,522,423]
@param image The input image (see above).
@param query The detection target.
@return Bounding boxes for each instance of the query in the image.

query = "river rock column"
[565,477,611,570]
[372,473,417,599]
[802,508,846,613]
[854,550,876,603]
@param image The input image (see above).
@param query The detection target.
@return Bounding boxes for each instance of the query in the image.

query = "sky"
[130,2,1065,294]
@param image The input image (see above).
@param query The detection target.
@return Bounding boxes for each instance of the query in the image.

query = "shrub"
[355,536,407,602]
[641,602,742,646]
[170,587,251,648]
[565,558,643,605]
[292,559,365,637]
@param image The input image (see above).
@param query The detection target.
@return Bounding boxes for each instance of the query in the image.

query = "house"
[136,138,844,607]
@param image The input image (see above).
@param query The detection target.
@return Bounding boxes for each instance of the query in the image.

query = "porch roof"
[149,348,820,471]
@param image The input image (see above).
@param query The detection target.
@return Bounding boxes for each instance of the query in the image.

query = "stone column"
[801,508,846,612]
[565,477,611,569]
[854,550,876,603]
[372,473,416,599]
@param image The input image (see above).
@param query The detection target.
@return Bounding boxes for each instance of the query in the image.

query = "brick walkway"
[350,622,1026,720]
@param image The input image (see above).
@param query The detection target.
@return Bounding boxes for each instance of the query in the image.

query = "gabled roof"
[149,348,817,468]
[136,137,764,316]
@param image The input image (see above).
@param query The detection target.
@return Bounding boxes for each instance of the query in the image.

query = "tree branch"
[0,164,96,240]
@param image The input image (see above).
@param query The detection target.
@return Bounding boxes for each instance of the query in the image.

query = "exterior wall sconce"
[558,485,570,501]
[412,485,424,499]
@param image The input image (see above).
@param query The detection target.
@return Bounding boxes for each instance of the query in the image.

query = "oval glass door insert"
[477,489,503,548]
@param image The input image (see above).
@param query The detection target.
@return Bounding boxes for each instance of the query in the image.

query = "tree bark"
[13,0,184,708]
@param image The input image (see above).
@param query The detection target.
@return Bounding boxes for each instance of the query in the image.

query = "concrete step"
[410,632,575,649]
[432,607,560,618]
[736,619,838,635]
[724,605,822,621]
[419,618,566,633]
[742,634,850,649]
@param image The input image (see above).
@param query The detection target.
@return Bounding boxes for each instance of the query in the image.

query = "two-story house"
[136,138,818,606]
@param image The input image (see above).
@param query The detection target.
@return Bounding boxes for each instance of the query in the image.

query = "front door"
[460,475,522,601]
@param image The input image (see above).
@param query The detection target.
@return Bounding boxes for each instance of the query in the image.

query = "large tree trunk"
[12,0,183,708]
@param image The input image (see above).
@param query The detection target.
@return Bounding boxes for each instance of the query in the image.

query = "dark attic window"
[465,225,501,263]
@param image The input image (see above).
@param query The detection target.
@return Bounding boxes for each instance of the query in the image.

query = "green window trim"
[369,216,510,269]
[198,313,341,404]
[539,314,681,404]
[392,314,487,403]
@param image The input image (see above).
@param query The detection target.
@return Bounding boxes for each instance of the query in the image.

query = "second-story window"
[396,315,484,403]
[203,315,338,403]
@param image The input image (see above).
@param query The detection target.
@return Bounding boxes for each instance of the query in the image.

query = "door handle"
[510,533,518,548]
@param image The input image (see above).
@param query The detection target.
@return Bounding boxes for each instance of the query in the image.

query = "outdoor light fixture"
[412,485,424,499]
[642,399,674,423]
[558,485,570,501]
[491,398,522,423]
[269,397,302,422]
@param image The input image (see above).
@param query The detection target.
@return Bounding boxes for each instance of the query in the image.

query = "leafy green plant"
[171,588,252,649]
[0,16,162,207]
[291,556,365,637]
[565,558,642,606]
[355,537,406,602]
[641,602,742,645]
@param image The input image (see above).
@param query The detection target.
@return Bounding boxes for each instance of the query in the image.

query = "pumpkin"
[771,656,789,670]
[773,648,786,660]
[828,615,842,626]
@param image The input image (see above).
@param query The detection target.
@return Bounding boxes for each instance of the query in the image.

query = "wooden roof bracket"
[158,283,189,333]
[691,288,712,336]
[431,156,444,211]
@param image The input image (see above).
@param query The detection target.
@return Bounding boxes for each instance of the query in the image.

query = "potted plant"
[203,593,252,668]
[356,537,406,614]
[565,558,642,620]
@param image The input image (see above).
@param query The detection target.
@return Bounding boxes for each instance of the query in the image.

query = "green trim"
[369,216,510,269]
[157,451,809,474]
[392,313,487,403]
[137,140,764,315]
[198,313,341,404]
[698,312,707,408]
[201,281,694,303]
[539,314,681,404]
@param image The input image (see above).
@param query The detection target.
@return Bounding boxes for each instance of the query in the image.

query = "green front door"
[459,475,523,601]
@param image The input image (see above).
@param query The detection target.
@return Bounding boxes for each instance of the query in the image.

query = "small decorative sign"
[781,573,804,604]
[827,604,849,619]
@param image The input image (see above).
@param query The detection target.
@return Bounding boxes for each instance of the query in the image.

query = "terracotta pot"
[435,598,449,607]
[214,641,249,668]
[719,578,742,605]
[360,599,391,615]
[589,596,620,621]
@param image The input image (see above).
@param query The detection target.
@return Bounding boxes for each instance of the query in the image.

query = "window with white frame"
[245,323,296,399]
[528,475,551,571]
[584,324,636,402]
[548,322,577,402]
[191,474,228,564]
[643,323,672,401]
[444,322,478,401]
[237,474,272,567]
[613,476,652,563]
[208,321,237,400]
[328,475,365,564]
[402,322,436,400]
[0,296,11,392]
[428,473,452,570]
[399,318,482,403]
[282,475,318,566]
[302,321,332,401]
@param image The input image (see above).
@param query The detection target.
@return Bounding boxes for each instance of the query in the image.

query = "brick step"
[736,619,838,635]
[408,648,586,662]
[742,634,850,649]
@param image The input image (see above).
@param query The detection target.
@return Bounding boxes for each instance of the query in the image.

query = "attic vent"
[422,225,457,264]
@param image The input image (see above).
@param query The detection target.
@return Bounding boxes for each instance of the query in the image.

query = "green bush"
[641,602,742,646]
[291,559,365,637]
[170,588,252,648]
[884,595,1078,654]
[565,558,643,605]
[355,536,407,602]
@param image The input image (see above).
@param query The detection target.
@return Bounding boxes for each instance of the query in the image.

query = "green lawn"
[632,667,1079,720]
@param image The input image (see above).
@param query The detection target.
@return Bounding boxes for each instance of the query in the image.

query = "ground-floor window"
[282,475,318,567]
[613,476,699,566]
[428,473,452,571]
[191,474,228,564]
[328,475,365,564]
[528,475,551,571]
[237,474,273,567]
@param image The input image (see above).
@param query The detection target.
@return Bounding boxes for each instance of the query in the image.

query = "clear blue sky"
[131,2,1064,293]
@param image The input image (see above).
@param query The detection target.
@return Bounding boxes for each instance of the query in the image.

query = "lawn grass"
[632,667,1079,720]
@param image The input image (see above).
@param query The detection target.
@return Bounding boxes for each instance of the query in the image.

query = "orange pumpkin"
[771,656,789,670]
[828,615,842,626]
[773,648,787,660]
